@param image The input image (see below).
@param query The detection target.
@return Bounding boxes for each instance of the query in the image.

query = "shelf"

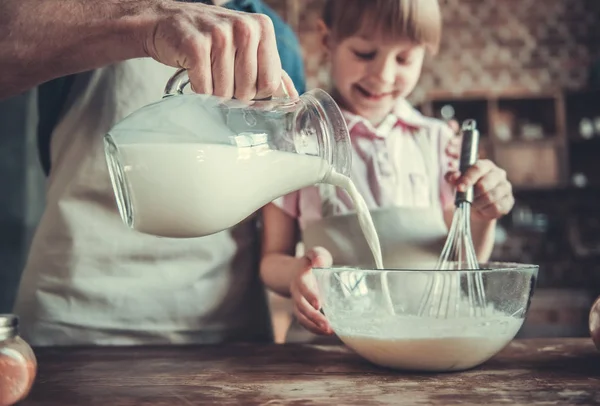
[494,142,561,189]
[420,89,600,193]
[568,135,600,145]
[493,96,559,143]
[565,89,600,142]
[512,184,568,192]
[493,137,562,146]
[568,139,600,188]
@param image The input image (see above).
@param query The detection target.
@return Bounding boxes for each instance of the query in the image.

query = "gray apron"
[286,130,448,343]
[14,58,272,346]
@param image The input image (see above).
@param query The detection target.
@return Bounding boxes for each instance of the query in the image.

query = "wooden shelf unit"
[418,89,600,190]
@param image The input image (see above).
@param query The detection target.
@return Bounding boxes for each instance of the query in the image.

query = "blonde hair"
[322,0,442,54]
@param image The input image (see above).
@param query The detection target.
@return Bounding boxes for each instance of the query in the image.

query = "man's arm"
[0,0,296,101]
[0,0,152,99]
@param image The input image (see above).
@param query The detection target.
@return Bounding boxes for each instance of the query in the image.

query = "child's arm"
[469,212,496,262]
[470,218,496,263]
[260,202,304,298]
[260,202,334,335]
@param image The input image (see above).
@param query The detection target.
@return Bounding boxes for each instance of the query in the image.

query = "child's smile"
[353,83,398,102]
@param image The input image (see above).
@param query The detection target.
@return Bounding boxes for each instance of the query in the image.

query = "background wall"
[265,0,600,100]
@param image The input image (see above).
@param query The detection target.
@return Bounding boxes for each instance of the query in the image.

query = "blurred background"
[1,0,599,341]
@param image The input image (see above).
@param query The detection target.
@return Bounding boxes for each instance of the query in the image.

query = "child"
[259,0,515,341]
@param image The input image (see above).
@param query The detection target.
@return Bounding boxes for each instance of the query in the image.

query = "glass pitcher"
[104,69,351,238]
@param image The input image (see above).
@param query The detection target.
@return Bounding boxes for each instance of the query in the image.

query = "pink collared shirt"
[273,99,456,230]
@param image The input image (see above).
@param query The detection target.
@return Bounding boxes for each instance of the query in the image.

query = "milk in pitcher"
[118,142,332,238]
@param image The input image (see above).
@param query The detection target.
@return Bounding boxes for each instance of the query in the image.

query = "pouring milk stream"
[104,68,385,269]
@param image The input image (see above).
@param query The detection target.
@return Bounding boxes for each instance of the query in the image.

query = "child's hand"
[444,136,461,171]
[445,159,515,221]
[290,246,334,336]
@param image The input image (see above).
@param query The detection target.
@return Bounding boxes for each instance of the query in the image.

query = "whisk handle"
[455,119,480,205]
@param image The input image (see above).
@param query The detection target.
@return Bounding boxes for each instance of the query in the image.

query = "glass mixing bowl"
[312,262,539,372]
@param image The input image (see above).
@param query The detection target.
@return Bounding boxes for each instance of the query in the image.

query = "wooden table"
[21,338,600,406]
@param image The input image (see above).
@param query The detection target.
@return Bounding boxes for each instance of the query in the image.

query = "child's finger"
[472,183,504,210]
[456,160,494,192]
[292,293,332,335]
[472,174,506,201]
[294,307,332,335]
[447,119,460,134]
[448,161,459,171]
[444,171,461,185]
[296,275,320,310]
[446,147,460,159]
[306,246,333,268]
[445,139,461,158]
[293,290,328,326]
[476,193,514,219]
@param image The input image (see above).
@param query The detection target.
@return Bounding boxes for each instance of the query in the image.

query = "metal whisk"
[418,119,487,318]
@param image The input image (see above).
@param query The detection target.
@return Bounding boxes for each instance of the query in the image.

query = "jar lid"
[0,314,18,338]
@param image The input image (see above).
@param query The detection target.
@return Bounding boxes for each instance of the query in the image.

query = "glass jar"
[103,68,351,239]
[0,315,37,406]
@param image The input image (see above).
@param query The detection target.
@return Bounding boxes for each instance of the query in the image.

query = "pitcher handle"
[164,68,190,97]
[163,68,289,99]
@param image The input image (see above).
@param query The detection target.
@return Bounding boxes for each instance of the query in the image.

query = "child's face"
[326,30,426,124]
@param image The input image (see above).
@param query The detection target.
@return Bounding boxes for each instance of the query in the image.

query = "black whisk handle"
[455,119,480,205]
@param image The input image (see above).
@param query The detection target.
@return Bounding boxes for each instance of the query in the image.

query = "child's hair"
[322,0,442,54]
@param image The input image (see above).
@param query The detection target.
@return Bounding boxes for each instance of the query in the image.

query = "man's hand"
[144,2,297,100]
